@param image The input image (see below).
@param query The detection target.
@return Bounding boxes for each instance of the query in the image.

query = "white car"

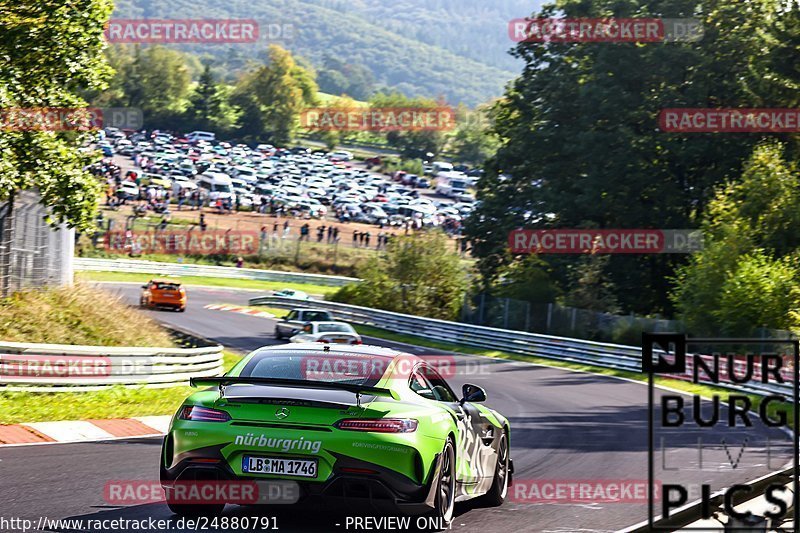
[289,322,362,345]
[329,150,353,162]
[117,181,139,200]
[272,289,311,300]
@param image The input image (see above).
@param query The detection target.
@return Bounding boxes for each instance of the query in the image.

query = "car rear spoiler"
[190,376,399,405]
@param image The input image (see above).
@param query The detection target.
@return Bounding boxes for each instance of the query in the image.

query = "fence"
[0,327,224,392]
[462,293,794,345]
[74,257,359,286]
[461,295,681,344]
[0,190,74,296]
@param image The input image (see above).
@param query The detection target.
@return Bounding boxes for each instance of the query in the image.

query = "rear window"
[303,311,332,321]
[240,350,392,386]
[154,282,180,291]
[317,324,352,333]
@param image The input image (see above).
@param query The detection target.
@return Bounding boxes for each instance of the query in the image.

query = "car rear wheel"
[428,439,456,527]
[480,431,509,507]
[274,328,282,339]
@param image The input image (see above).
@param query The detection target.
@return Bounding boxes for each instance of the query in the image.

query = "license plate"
[242,456,318,478]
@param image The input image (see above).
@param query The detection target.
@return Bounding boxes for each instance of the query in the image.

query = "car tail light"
[318,339,329,343]
[179,406,230,422]
[352,339,362,345]
[335,418,418,433]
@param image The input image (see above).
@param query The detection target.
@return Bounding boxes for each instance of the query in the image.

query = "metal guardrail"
[74,258,360,287]
[0,327,224,392]
[248,296,792,398]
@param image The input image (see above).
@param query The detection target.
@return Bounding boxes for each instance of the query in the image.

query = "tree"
[713,252,800,336]
[0,0,113,230]
[561,255,620,314]
[466,0,795,316]
[671,141,800,334]
[370,92,448,160]
[231,45,317,144]
[331,232,469,320]
[184,63,239,133]
[317,55,375,101]
[448,105,498,165]
[492,254,560,304]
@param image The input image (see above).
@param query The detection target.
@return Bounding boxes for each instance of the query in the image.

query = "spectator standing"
[272,222,280,245]
[353,230,359,247]
[259,225,268,254]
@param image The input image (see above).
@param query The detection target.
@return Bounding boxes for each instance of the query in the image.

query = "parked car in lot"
[289,321,362,345]
[116,181,139,200]
[274,308,334,339]
[140,279,186,312]
[186,131,216,143]
[329,150,353,162]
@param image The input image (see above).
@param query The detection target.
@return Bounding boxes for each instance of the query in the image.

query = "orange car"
[140,279,186,312]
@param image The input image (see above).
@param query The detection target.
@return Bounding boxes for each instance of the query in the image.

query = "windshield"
[239,350,392,386]
[211,183,231,193]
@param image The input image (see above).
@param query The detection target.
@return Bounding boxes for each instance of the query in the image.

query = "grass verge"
[76,271,342,297]
[0,284,174,347]
[0,350,244,425]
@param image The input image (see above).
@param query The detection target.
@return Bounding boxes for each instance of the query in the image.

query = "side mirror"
[460,384,486,404]
[141,285,148,289]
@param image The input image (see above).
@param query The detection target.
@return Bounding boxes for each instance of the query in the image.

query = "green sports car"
[160,343,512,526]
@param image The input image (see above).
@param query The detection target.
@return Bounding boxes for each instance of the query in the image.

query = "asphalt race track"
[0,283,792,533]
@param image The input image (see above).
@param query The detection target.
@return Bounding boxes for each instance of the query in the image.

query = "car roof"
[148,278,181,284]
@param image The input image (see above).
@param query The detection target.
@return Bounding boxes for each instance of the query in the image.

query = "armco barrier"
[248,296,793,398]
[0,328,224,392]
[74,258,360,287]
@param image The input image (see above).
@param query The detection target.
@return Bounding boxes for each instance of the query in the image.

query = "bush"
[331,232,468,320]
